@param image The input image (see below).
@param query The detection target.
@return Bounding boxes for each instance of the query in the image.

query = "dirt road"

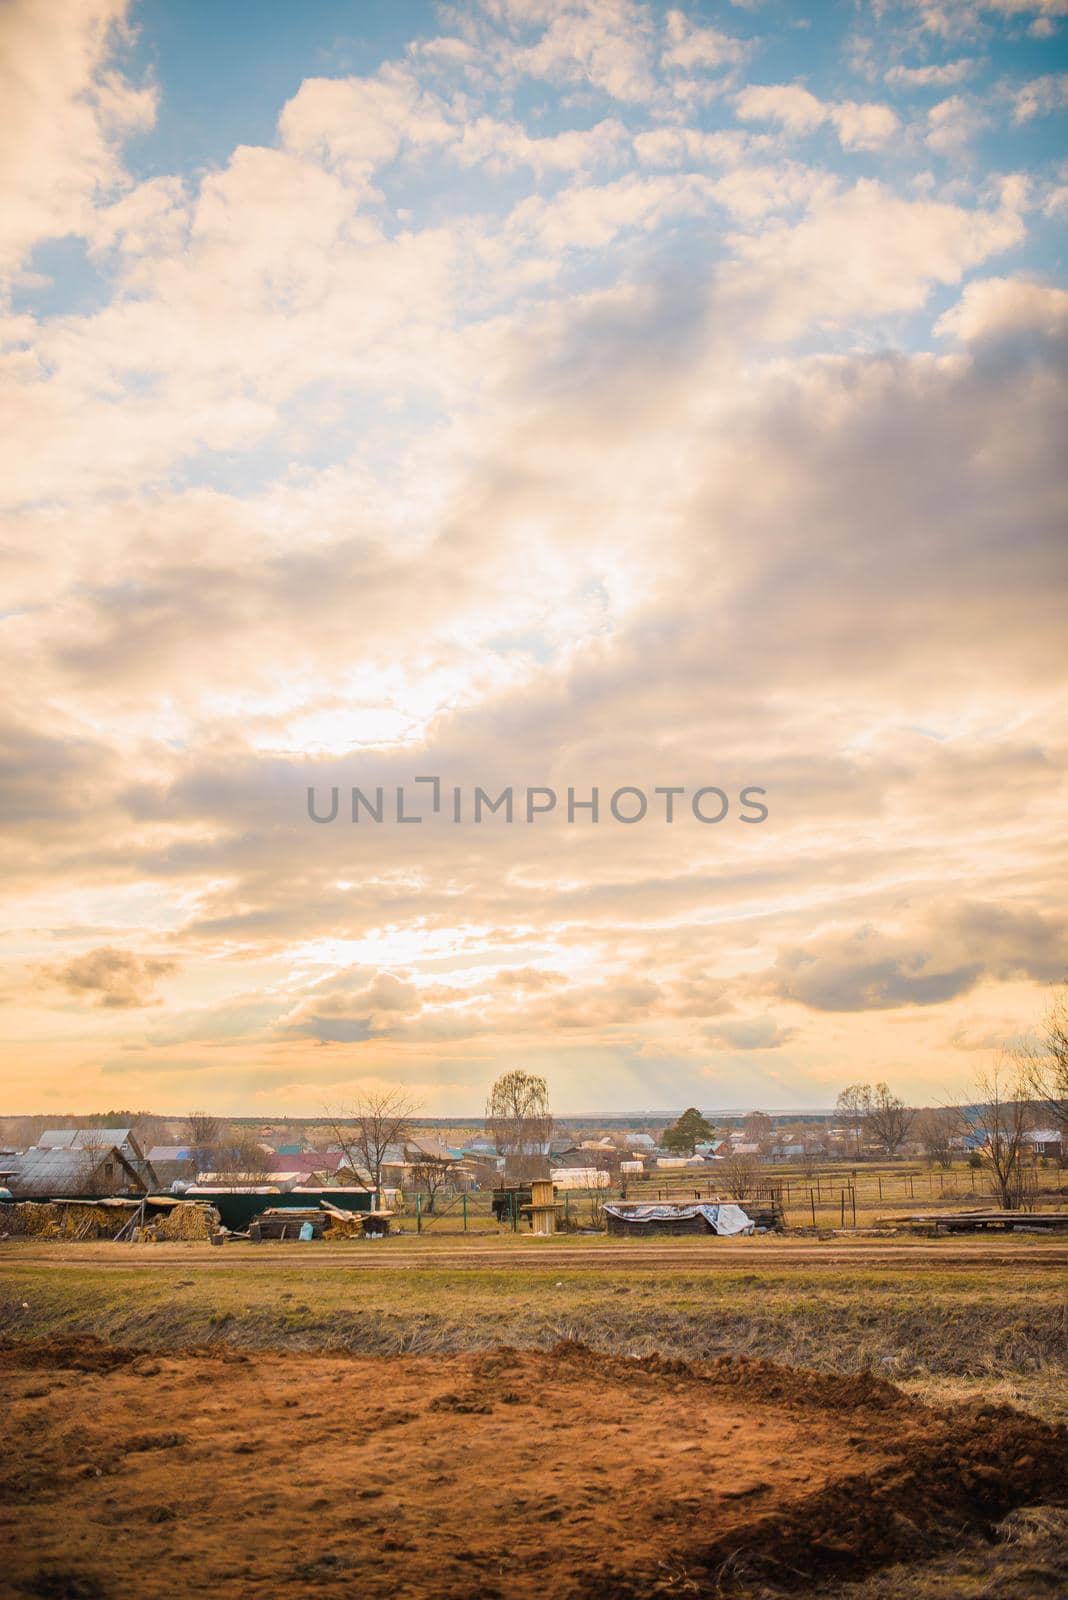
[3,1338,1065,1600]
[4,1237,1065,1272]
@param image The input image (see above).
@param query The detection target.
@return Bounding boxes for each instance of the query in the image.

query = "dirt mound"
[3,1338,1065,1599]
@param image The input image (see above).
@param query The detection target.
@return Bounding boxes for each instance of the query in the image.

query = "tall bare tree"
[835,1084,872,1158]
[215,1132,272,1189]
[327,1090,417,1209]
[486,1070,552,1181]
[1020,982,1068,1137]
[408,1155,454,1215]
[744,1110,772,1150]
[720,1151,759,1202]
[865,1083,915,1157]
[962,1056,1035,1210]
[915,1106,956,1169]
[185,1111,221,1175]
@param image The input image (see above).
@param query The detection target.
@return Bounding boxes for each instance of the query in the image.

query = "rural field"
[3,1232,1066,1599]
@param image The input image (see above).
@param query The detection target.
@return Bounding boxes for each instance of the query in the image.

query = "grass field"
[2,1234,1066,1418]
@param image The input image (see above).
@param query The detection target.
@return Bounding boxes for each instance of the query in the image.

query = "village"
[2,1080,1066,1247]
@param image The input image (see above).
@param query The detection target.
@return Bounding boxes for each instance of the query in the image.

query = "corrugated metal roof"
[9,1146,138,1197]
[38,1128,134,1150]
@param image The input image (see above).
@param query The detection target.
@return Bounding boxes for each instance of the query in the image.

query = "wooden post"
[462,1192,468,1231]
[878,1175,883,1201]
[809,1189,816,1226]
[851,1186,857,1227]
[416,1193,422,1233]
[840,1190,845,1227]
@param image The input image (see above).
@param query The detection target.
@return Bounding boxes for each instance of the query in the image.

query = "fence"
[400,1158,1065,1233]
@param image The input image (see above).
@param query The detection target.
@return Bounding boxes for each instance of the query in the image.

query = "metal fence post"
[416,1193,422,1233]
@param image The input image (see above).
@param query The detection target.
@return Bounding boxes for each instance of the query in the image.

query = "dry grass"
[1,1255,1065,1417]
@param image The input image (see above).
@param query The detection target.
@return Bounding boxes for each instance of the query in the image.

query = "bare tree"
[962,1056,1035,1210]
[485,1070,552,1181]
[915,1106,956,1169]
[744,1110,772,1151]
[408,1155,453,1215]
[185,1111,222,1175]
[835,1085,872,1158]
[77,1131,111,1195]
[865,1083,915,1157]
[721,1151,759,1202]
[327,1090,417,1209]
[214,1132,272,1189]
[1020,982,1068,1137]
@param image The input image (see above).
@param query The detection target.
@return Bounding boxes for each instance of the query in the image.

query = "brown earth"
[2,1338,1065,1600]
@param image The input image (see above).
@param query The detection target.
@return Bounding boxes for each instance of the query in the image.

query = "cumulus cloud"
[705,1016,796,1050]
[38,947,178,1009]
[720,178,1024,335]
[761,904,1067,1013]
[935,275,1068,340]
[0,0,155,294]
[885,59,977,88]
[735,83,900,150]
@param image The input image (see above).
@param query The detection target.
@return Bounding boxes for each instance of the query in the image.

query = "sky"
[0,0,1066,1117]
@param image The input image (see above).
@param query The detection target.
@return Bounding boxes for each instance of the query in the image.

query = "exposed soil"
[2,1338,1065,1600]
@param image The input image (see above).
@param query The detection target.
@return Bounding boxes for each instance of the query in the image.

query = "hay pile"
[155,1202,219,1241]
[2,1202,121,1239]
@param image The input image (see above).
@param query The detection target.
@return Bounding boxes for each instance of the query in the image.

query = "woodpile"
[2,1201,120,1239]
[154,1201,220,1241]
[249,1208,329,1241]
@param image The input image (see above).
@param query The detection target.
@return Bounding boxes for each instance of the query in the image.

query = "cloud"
[761,904,1067,1013]
[721,178,1025,335]
[0,0,155,295]
[734,84,900,150]
[935,275,1068,341]
[1013,72,1068,123]
[661,10,748,73]
[705,1016,796,1049]
[38,947,178,1009]
[1,0,1066,1114]
[885,59,978,88]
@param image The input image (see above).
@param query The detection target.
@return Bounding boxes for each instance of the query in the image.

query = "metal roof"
[38,1128,134,1150]
[9,1145,140,1197]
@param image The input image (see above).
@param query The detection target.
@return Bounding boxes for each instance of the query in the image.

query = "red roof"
[264,1151,343,1175]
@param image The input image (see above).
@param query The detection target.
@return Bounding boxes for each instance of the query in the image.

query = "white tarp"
[603,1202,755,1235]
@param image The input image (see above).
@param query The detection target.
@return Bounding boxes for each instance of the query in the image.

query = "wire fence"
[398,1157,1066,1233]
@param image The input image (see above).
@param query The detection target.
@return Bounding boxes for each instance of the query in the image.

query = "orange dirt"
[2,1339,1065,1599]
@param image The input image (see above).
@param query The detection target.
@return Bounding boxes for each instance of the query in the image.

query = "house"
[9,1144,147,1198]
[37,1128,158,1189]
[1026,1130,1063,1159]
[623,1133,656,1150]
[551,1143,614,1171]
[264,1150,344,1181]
[550,1167,611,1190]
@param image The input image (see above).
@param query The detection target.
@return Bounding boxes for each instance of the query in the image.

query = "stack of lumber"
[874,1208,1068,1233]
[249,1208,328,1241]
